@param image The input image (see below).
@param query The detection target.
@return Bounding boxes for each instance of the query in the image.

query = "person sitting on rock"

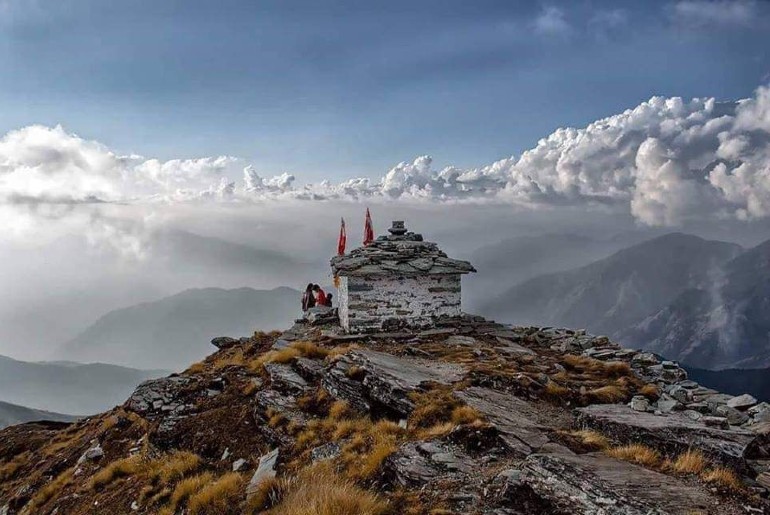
[312,284,327,306]
[302,283,315,311]
[324,293,333,307]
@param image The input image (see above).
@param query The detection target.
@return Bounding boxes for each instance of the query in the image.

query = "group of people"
[302,283,332,311]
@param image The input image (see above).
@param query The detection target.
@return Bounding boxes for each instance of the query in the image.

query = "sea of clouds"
[2,84,769,230]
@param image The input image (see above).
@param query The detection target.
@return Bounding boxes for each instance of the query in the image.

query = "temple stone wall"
[339,274,461,332]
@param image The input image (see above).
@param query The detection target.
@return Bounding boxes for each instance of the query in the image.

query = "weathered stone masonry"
[339,274,462,332]
[331,221,475,333]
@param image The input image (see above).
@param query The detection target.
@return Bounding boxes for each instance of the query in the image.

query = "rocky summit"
[1,315,769,515]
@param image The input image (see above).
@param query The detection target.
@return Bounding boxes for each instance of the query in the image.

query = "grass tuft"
[671,450,707,475]
[639,383,660,399]
[605,444,661,467]
[167,472,215,512]
[585,385,627,404]
[569,429,610,450]
[701,467,742,492]
[89,455,144,490]
[269,462,388,515]
[26,468,74,511]
[187,472,245,515]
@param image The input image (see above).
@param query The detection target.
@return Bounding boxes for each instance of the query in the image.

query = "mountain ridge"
[0,316,767,514]
[58,286,300,370]
[481,232,742,339]
[0,400,77,430]
[0,354,167,415]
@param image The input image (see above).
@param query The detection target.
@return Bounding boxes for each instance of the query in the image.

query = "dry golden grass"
[242,380,260,396]
[186,362,206,374]
[671,450,707,475]
[213,348,247,370]
[543,381,570,399]
[639,383,660,399]
[148,451,202,485]
[251,348,302,371]
[326,344,360,361]
[328,400,352,420]
[605,444,661,467]
[346,365,366,380]
[568,429,610,450]
[290,341,331,359]
[701,467,743,492]
[89,455,144,490]
[25,467,74,511]
[296,388,331,415]
[408,387,468,429]
[166,472,215,512]
[252,341,333,372]
[415,422,455,440]
[586,385,627,404]
[450,405,482,425]
[603,361,632,377]
[563,354,605,372]
[562,355,639,382]
[0,451,29,481]
[188,472,245,515]
[245,476,285,514]
[268,463,388,515]
[349,437,398,482]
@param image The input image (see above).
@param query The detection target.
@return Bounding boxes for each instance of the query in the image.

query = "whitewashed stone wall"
[338,274,462,333]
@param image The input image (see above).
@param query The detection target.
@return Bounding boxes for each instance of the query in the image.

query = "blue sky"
[0,0,768,182]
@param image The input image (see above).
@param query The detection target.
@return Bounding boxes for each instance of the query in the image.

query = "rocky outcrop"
[455,387,550,456]
[2,317,768,515]
[514,449,714,514]
[322,349,466,416]
[576,404,768,474]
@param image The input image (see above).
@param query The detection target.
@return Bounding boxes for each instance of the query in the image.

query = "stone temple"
[330,221,476,333]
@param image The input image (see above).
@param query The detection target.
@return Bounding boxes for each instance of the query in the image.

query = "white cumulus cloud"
[3,85,770,227]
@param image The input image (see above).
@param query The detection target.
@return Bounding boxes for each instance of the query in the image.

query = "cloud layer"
[2,85,770,226]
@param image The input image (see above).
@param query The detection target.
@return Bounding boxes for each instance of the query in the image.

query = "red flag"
[337,217,346,256]
[364,208,374,245]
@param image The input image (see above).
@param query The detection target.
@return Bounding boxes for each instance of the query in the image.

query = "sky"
[0,0,768,180]
[2,0,770,361]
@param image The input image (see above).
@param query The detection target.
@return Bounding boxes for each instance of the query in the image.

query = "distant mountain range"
[481,233,742,336]
[480,232,770,371]
[58,286,301,370]
[621,239,770,369]
[0,354,167,415]
[0,400,76,430]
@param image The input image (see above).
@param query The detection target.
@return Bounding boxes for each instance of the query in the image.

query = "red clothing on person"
[315,289,327,306]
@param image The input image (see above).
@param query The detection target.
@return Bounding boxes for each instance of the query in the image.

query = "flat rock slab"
[456,387,550,456]
[518,451,714,515]
[246,448,279,496]
[323,349,467,416]
[495,337,535,356]
[264,363,309,393]
[576,404,769,474]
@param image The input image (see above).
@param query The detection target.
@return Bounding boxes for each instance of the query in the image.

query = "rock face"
[576,404,768,474]
[323,349,466,416]
[456,387,550,456]
[517,450,714,514]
